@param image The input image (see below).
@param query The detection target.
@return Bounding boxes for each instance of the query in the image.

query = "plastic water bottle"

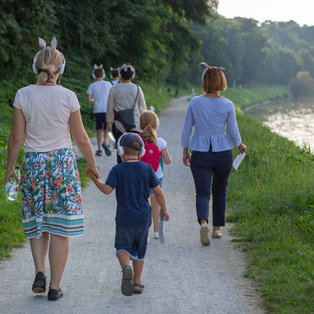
[5,166,21,201]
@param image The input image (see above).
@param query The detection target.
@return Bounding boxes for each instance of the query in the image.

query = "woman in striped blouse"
[181,64,246,246]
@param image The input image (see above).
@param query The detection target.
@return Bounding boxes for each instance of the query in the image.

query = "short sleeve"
[137,86,147,113]
[86,84,92,95]
[157,137,167,151]
[105,166,118,189]
[70,92,80,113]
[150,167,159,188]
[13,91,22,110]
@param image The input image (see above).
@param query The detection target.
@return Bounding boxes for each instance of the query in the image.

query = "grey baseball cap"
[119,133,143,151]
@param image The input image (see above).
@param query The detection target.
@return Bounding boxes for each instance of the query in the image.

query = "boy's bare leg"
[150,195,160,233]
[133,260,144,290]
[117,251,131,268]
[96,129,102,151]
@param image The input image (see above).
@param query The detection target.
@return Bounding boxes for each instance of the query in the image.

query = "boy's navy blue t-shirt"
[105,161,159,228]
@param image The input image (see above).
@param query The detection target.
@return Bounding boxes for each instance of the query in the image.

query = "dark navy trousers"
[190,149,233,226]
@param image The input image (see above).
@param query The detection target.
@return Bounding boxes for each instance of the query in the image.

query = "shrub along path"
[0,96,264,313]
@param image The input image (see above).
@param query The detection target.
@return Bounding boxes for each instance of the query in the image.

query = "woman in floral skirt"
[4,37,98,301]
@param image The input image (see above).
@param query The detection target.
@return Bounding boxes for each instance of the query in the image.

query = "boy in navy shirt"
[88,133,170,296]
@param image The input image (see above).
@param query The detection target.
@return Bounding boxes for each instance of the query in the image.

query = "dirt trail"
[0,96,264,313]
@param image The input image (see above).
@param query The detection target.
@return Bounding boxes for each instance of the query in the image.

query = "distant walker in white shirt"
[87,65,112,156]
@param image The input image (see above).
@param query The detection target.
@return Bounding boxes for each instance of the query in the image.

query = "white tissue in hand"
[233,153,246,170]
[158,217,166,244]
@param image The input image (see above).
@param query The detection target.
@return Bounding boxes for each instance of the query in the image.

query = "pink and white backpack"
[139,136,162,172]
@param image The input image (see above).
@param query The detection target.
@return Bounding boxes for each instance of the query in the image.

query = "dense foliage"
[0,0,216,82]
[1,2,314,101]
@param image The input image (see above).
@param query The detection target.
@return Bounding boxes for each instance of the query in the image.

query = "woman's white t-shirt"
[155,137,167,179]
[13,85,80,153]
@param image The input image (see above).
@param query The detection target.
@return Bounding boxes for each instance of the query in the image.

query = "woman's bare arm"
[69,110,98,178]
[5,108,26,184]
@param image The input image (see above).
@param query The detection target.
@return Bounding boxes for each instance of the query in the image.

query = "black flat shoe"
[32,271,46,293]
[48,288,63,301]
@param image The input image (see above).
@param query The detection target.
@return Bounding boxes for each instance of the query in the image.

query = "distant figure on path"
[181,63,247,246]
[110,67,120,86]
[4,37,98,301]
[88,133,170,296]
[87,64,112,156]
[139,110,171,241]
[106,63,147,163]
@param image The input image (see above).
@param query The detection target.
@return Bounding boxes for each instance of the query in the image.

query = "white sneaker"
[200,223,210,246]
[212,230,222,238]
[154,232,159,239]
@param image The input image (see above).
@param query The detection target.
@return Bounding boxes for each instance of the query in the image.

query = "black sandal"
[133,282,144,294]
[96,150,102,156]
[48,287,63,301]
[121,266,133,296]
[32,271,46,293]
[102,142,112,156]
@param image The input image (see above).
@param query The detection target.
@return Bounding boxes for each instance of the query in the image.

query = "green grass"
[0,197,25,259]
[222,85,292,110]
[226,96,313,313]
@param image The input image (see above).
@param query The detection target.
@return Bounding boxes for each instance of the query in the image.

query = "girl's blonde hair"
[35,47,63,84]
[140,110,159,144]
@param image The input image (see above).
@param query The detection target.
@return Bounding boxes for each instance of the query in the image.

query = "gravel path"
[0,96,264,313]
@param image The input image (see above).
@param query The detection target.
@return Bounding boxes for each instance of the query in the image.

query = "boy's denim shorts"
[115,225,150,261]
[150,177,163,196]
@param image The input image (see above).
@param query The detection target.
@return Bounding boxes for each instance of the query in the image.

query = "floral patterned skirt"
[21,148,83,239]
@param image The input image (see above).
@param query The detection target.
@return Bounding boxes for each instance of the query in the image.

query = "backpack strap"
[132,85,139,110]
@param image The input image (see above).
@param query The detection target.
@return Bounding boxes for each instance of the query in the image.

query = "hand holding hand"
[86,165,99,181]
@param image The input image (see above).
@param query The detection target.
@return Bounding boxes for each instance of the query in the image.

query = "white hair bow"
[122,64,134,72]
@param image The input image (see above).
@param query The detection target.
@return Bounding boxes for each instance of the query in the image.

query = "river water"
[244,99,314,153]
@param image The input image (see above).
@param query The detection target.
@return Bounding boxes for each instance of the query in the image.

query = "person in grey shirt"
[181,63,246,246]
[106,63,147,163]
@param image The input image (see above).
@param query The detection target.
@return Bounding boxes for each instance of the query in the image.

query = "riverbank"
[245,98,314,153]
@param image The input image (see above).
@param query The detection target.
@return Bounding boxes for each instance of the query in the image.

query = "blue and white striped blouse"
[181,96,241,152]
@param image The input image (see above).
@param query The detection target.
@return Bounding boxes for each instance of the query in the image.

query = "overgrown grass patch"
[0,198,25,259]
[226,102,313,312]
